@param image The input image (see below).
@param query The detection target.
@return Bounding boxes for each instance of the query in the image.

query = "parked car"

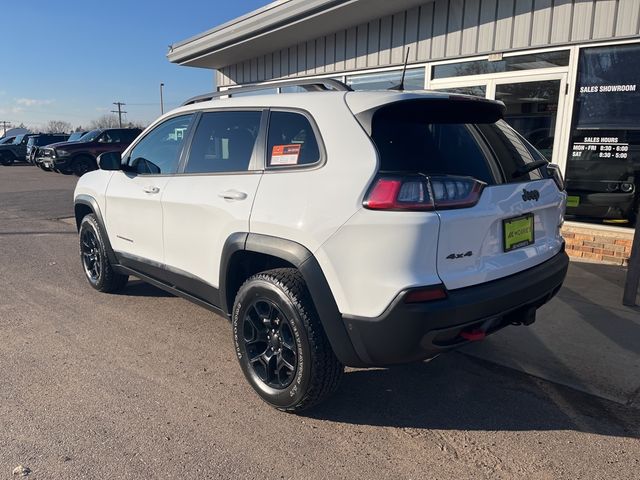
[34,131,88,169]
[0,134,36,165]
[40,128,141,176]
[73,82,569,412]
[0,136,16,145]
[26,134,70,164]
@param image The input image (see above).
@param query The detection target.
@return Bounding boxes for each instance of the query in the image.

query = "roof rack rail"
[181,78,352,106]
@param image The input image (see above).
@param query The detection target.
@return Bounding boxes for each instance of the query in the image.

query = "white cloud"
[15,98,54,107]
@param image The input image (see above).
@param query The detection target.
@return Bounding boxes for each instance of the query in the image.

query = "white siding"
[218,0,640,86]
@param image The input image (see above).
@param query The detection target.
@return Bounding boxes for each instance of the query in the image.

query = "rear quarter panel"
[249,97,378,253]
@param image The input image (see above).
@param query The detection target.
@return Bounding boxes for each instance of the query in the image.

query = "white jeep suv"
[74,80,569,412]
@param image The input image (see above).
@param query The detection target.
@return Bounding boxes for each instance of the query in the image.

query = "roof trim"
[168,0,430,69]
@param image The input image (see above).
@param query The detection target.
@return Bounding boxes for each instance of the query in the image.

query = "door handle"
[218,190,248,201]
[143,186,160,194]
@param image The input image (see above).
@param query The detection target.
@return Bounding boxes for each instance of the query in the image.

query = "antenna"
[389,47,411,91]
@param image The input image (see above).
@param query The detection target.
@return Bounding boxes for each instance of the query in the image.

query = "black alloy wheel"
[232,268,344,412]
[242,298,298,389]
[78,214,128,292]
[81,228,102,283]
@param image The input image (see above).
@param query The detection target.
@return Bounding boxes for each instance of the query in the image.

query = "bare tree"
[89,114,120,129]
[126,120,148,129]
[43,120,72,133]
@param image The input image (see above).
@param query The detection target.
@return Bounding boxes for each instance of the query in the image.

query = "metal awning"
[168,0,430,69]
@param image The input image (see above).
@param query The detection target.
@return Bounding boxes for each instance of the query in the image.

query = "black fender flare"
[74,194,118,265]
[220,233,365,367]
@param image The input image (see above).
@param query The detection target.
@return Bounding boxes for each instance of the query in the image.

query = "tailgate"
[435,179,565,290]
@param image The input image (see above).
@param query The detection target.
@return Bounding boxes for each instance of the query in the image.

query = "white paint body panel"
[435,179,566,290]
[104,171,171,263]
[250,95,377,252]
[316,209,442,318]
[73,169,113,224]
[161,173,262,287]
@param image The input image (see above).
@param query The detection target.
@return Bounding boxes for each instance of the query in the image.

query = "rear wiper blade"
[512,160,549,179]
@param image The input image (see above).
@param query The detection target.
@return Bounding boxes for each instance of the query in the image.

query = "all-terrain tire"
[79,214,128,293]
[232,268,344,413]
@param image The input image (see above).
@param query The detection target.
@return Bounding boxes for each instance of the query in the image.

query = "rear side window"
[476,121,544,182]
[371,114,495,185]
[267,111,320,167]
[185,111,262,174]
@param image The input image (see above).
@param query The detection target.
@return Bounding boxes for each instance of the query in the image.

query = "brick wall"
[562,224,634,266]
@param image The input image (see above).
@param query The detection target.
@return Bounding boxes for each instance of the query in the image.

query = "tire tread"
[238,268,344,412]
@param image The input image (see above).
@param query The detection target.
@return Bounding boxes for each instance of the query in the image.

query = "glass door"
[493,74,567,165]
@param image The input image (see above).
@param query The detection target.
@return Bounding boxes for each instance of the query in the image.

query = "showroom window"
[346,68,425,91]
[432,50,570,80]
[565,43,640,227]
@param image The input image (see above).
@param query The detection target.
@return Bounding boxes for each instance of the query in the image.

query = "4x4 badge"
[446,251,473,260]
[522,189,540,202]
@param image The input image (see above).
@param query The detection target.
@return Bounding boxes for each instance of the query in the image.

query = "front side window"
[185,111,261,174]
[267,111,320,168]
[127,114,194,175]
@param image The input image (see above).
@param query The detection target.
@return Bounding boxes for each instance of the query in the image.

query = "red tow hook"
[460,329,486,342]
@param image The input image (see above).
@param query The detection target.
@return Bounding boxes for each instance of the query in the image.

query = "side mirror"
[97,151,122,171]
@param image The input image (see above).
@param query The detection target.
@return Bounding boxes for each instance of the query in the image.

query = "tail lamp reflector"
[404,285,448,303]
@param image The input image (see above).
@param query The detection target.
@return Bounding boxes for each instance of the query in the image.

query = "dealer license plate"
[503,213,535,252]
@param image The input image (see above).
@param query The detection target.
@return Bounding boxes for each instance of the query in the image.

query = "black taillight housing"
[364,174,486,211]
[546,164,565,191]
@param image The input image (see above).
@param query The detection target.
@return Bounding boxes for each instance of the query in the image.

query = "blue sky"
[0,0,270,131]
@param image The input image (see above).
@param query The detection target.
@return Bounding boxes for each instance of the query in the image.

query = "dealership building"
[169,0,639,264]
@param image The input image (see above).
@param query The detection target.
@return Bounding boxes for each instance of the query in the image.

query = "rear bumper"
[342,248,569,366]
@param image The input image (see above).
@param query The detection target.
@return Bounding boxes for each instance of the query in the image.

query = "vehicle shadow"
[116,279,173,298]
[307,353,639,438]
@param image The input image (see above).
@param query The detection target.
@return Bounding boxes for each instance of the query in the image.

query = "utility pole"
[160,83,165,115]
[111,102,127,128]
[0,120,11,137]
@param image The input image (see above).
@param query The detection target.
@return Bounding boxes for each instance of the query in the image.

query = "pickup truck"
[39,128,141,176]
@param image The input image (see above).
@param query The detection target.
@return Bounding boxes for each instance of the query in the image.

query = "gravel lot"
[1,165,638,479]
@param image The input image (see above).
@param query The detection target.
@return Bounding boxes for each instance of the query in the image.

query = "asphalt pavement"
[1,164,638,479]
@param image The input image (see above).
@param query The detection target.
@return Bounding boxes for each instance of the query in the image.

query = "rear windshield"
[369,99,546,184]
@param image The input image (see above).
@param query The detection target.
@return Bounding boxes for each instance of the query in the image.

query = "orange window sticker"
[271,144,301,166]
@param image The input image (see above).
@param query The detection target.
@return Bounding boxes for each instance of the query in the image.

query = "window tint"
[119,129,141,143]
[267,111,320,167]
[98,131,118,143]
[185,111,261,174]
[128,115,193,175]
[371,114,495,185]
[476,121,544,182]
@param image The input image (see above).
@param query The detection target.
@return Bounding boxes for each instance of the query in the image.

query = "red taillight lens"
[364,175,485,211]
[404,285,448,303]
[364,176,434,211]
